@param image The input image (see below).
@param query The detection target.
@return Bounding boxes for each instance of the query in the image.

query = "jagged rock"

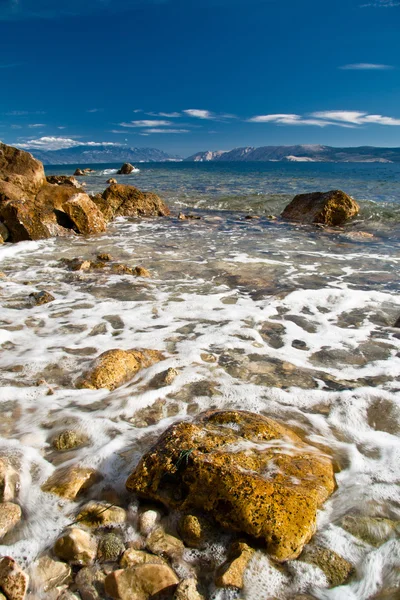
[104,564,179,600]
[0,199,54,242]
[28,556,71,592]
[29,291,55,306]
[134,266,151,278]
[215,542,255,588]
[0,502,21,538]
[0,222,9,243]
[0,457,20,502]
[97,533,125,562]
[178,514,210,549]
[99,184,170,220]
[106,178,117,184]
[340,515,399,547]
[149,367,178,389]
[0,143,46,200]
[0,557,29,600]
[146,527,184,560]
[120,549,166,568]
[173,579,204,600]
[117,163,135,175]
[127,410,336,562]
[138,510,161,536]
[76,502,127,528]
[51,429,88,451]
[300,545,354,587]
[97,253,112,262]
[41,465,99,500]
[74,168,94,176]
[46,175,82,189]
[63,194,107,235]
[62,258,92,271]
[281,190,359,226]
[54,528,98,566]
[75,566,106,600]
[77,348,164,390]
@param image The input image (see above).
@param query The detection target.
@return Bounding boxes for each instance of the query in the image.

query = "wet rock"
[281,190,359,226]
[340,515,399,547]
[0,457,20,502]
[51,429,88,451]
[0,199,53,242]
[127,410,336,562]
[74,169,94,177]
[106,178,117,184]
[173,579,204,600]
[63,258,92,272]
[29,291,55,306]
[54,527,98,566]
[75,566,106,600]
[149,367,178,389]
[104,564,179,600]
[0,557,29,600]
[63,194,107,235]
[394,316,400,328]
[300,545,354,587]
[97,533,125,562]
[120,549,166,568]
[28,556,71,592]
[76,502,127,528]
[117,163,135,175]
[46,175,82,189]
[111,264,136,276]
[97,253,112,262]
[215,542,255,589]
[0,142,46,200]
[146,527,184,560]
[134,266,151,278]
[41,466,99,500]
[138,509,161,536]
[77,348,164,391]
[99,184,170,220]
[0,502,21,538]
[0,222,9,243]
[178,514,210,549]
[292,340,308,351]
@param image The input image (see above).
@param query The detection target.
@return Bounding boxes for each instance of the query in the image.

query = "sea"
[0,161,399,599]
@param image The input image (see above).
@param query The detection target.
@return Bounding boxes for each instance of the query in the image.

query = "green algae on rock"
[126,410,336,562]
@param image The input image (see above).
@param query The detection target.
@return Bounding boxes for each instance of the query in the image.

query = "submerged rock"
[104,564,179,600]
[173,579,204,600]
[28,556,71,592]
[78,348,164,390]
[300,545,354,587]
[117,163,135,175]
[29,290,55,306]
[54,528,98,566]
[98,533,125,563]
[76,502,127,528]
[51,429,88,451]
[281,190,359,226]
[127,410,336,562]
[0,502,21,539]
[41,465,99,500]
[99,184,170,220]
[0,457,20,502]
[0,557,29,600]
[120,549,166,568]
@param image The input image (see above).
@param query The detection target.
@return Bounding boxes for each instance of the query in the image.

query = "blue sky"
[0,0,399,155]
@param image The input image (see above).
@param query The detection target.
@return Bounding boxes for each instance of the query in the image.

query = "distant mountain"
[28,145,181,165]
[185,145,400,163]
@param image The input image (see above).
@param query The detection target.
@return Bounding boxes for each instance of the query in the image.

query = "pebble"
[54,527,98,566]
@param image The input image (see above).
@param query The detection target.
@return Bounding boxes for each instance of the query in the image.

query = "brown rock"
[0,457,20,502]
[46,175,82,189]
[28,556,71,592]
[74,169,85,176]
[0,502,21,538]
[215,542,255,588]
[106,178,118,184]
[34,183,79,211]
[29,291,55,306]
[51,429,88,451]
[62,258,92,271]
[104,564,179,600]
[149,367,178,389]
[97,253,112,262]
[134,266,151,278]
[178,514,209,549]
[340,515,399,547]
[54,528,98,566]
[75,566,106,600]
[0,199,53,242]
[127,410,336,562]
[146,527,184,560]
[63,194,107,235]
[117,163,135,175]
[0,557,29,600]
[173,579,204,600]
[120,549,166,568]
[138,509,161,536]
[97,533,125,562]
[75,502,126,528]
[100,184,170,219]
[0,143,46,199]
[394,316,400,328]
[300,545,354,587]
[77,348,164,390]
[281,190,359,226]
[41,465,99,500]
[0,222,9,243]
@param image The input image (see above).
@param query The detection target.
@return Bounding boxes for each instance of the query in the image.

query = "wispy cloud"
[339,63,394,70]
[360,0,400,6]
[28,123,46,128]
[248,110,400,127]
[16,137,121,151]
[86,108,103,113]
[184,109,215,119]
[119,120,173,128]
[4,110,46,116]
[147,111,182,117]
[142,128,189,134]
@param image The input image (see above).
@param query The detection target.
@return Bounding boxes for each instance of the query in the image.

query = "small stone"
[97,253,112,262]
[29,291,55,306]
[146,527,184,560]
[51,430,88,451]
[0,557,29,600]
[120,549,166,568]
[300,545,354,587]
[54,527,98,566]
[178,515,209,549]
[292,340,308,350]
[134,266,151,278]
[138,510,161,536]
[0,457,20,502]
[200,353,217,363]
[215,542,255,589]
[111,264,135,276]
[75,566,106,600]
[106,179,117,185]
[0,502,22,539]
[173,578,204,600]
[97,533,125,563]
[28,556,71,592]
[104,564,179,600]
[149,368,178,389]
[63,258,92,272]
[41,466,99,500]
[76,502,127,528]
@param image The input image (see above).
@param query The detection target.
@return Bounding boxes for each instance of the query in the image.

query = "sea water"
[0,161,399,598]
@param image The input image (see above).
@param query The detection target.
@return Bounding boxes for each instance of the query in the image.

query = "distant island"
[28,144,180,165]
[185,145,400,163]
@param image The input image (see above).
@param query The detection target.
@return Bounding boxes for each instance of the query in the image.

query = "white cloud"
[361,0,400,6]
[119,120,173,128]
[248,110,400,127]
[28,123,46,128]
[142,128,190,134]
[247,114,342,127]
[312,110,400,125]
[183,109,215,119]
[147,112,182,117]
[340,63,394,70]
[16,137,122,151]
[86,108,103,113]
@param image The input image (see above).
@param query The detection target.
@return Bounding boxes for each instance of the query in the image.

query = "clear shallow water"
[1,162,400,598]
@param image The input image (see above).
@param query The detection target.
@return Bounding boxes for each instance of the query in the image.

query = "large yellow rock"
[100,184,170,220]
[281,190,359,226]
[127,410,336,562]
[78,348,164,390]
[63,193,107,234]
